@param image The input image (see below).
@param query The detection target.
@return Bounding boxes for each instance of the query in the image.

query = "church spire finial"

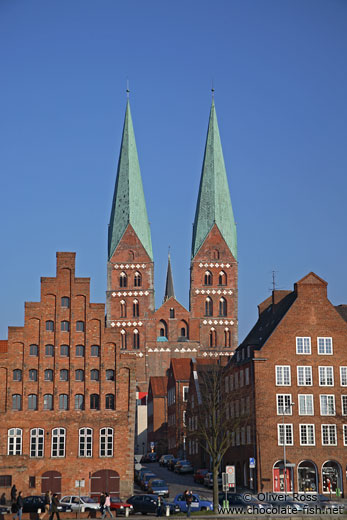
[126,79,130,99]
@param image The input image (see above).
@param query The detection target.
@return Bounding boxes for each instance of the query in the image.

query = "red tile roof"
[150,376,168,397]
[0,340,8,353]
[171,358,191,381]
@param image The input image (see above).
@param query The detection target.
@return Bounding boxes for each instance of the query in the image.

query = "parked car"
[24,496,70,514]
[193,469,209,484]
[174,460,194,474]
[143,452,157,463]
[60,496,99,512]
[147,479,169,497]
[136,467,149,484]
[203,472,222,488]
[167,457,179,471]
[141,472,157,491]
[126,495,180,515]
[109,497,134,515]
[265,495,303,513]
[172,493,213,513]
[159,454,175,467]
[218,492,267,513]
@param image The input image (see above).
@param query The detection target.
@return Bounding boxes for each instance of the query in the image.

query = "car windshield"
[151,481,166,487]
[144,474,156,481]
[110,498,121,503]
[81,497,96,503]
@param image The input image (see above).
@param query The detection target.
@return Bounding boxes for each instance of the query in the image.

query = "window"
[296,337,311,354]
[106,369,115,381]
[76,321,84,332]
[100,427,113,457]
[276,394,292,415]
[44,369,53,381]
[245,368,250,385]
[30,428,44,457]
[133,300,139,318]
[224,329,231,348]
[90,346,100,358]
[321,424,337,445]
[219,298,227,317]
[12,394,22,411]
[29,476,36,488]
[318,337,333,355]
[46,320,54,332]
[79,428,93,457]
[343,425,347,446]
[75,345,85,357]
[170,308,175,318]
[120,300,126,318]
[205,297,213,316]
[275,366,291,386]
[319,366,334,386]
[60,344,69,356]
[28,394,38,410]
[59,394,68,410]
[75,369,84,381]
[29,369,37,381]
[0,475,12,487]
[212,249,219,260]
[340,367,347,386]
[61,321,69,332]
[120,272,127,288]
[121,330,127,350]
[61,297,70,308]
[133,330,140,349]
[277,424,293,445]
[91,369,99,381]
[181,327,186,337]
[43,394,53,410]
[134,272,142,287]
[8,428,22,455]
[30,344,38,356]
[90,394,99,410]
[209,328,217,347]
[183,386,189,402]
[298,394,314,415]
[204,271,212,286]
[300,424,315,446]
[240,370,244,387]
[320,395,335,415]
[297,366,312,386]
[45,344,54,357]
[342,396,347,416]
[218,271,227,285]
[51,428,66,457]
[105,394,115,410]
[13,369,22,381]
[75,394,84,410]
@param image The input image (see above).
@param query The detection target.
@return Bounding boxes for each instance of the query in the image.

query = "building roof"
[149,376,168,397]
[108,100,153,260]
[335,304,347,322]
[171,358,191,381]
[163,253,175,302]
[0,340,8,353]
[192,100,237,259]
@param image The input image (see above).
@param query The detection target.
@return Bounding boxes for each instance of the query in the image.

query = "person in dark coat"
[49,493,60,520]
[185,491,193,518]
[10,486,17,503]
[0,493,6,505]
[156,496,163,517]
[99,492,106,516]
[13,491,23,520]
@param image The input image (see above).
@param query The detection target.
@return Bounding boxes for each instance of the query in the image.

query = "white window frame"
[340,367,347,387]
[183,386,189,402]
[30,428,44,458]
[297,366,313,386]
[341,395,347,416]
[51,428,66,457]
[320,395,336,416]
[8,428,22,455]
[275,366,291,386]
[343,425,347,446]
[317,337,333,355]
[321,424,337,446]
[100,427,113,457]
[276,394,293,415]
[79,427,93,457]
[299,424,315,446]
[319,366,334,387]
[277,424,293,446]
[296,337,311,355]
[298,394,314,416]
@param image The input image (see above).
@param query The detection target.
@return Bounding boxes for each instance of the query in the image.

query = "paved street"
[135,462,213,501]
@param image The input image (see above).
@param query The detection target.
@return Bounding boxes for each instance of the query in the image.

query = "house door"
[90,470,120,497]
[41,471,62,497]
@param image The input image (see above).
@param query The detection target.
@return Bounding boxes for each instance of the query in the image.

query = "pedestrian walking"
[99,492,106,516]
[0,493,6,505]
[10,486,17,504]
[49,493,60,520]
[13,491,23,520]
[185,491,193,518]
[40,491,51,520]
[101,493,113,519]
[156,496,162,517]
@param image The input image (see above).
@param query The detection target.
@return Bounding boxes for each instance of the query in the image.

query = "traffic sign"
[249,457,256,469]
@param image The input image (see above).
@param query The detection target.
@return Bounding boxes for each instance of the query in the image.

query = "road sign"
[75,480,85,488]
[225,465,235,486]
[150,442,155,449]
[249,457,256,469]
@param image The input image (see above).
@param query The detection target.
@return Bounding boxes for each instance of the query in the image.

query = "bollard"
[125,507,129,518]
[81,507,85,513]
[165,505,170,517]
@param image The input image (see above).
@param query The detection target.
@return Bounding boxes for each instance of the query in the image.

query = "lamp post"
[282,402,294,494]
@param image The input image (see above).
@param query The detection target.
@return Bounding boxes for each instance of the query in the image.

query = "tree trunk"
[213,465,219,513]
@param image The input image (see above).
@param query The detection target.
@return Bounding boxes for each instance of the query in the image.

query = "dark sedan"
[23,496,70,514]
[126,495,180,515]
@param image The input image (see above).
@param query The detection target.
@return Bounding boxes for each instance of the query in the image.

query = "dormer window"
[120,272,127,288]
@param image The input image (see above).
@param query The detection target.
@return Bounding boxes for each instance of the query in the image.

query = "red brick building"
[147,376,168,456]
[223,272,347,495]
[0,253,136,499]
[167,359,191,456]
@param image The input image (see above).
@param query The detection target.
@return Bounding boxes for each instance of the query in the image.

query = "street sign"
[75,480,85,488]
[225,465,235,486]
[249,457,256,469]
[150,442,155,449]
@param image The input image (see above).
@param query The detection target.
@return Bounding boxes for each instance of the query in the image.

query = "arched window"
[158,320,168,339]
[79,428,93,457]
[133,329,140,349]
[105,394,115,410]
[59,394,68,410]
[120,300,127,318]
[224,328,231,348]
[297,461,317,492]
[205,297,213,316]
[60,344,69,357]
[209,328,217,348]
[179,320,189,339]
[44,369,53,381]
[91,345,100,357]
[8,428,22,455]
[45,344,54,357]
[219,297,227,316]
[100,427,113,457]
[212,249,220,260]
[75,394,84,410]
[90,394,100,410]
[128,250,135,260]
[61,296,70,308]
[28,394,38,410]
[322,461,342,493]
[61,320,69,332]
[75,345,85,357]
[106,369,115,381]
[60,369,68,381]
[30,344,38,356]
[121,330,127,350]
[134,272,142,287]
[119,272,127,288]
[13,369,22,381]
[29,369,37,382]
[75,369,84,382]
[43,394,53,410]
[91,369,99,381]
[204,271,212,286]
[219,271,227,285]
[76,321,84,332]
[30,428,44,458]
[12,394,22,411]
[51,428,65,457]
[181,328,186,337]
[170,308,175,318]
[46,320,54,331]
[133,299,139,317]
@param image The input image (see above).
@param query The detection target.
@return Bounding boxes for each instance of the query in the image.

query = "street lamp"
[282,401,294,494]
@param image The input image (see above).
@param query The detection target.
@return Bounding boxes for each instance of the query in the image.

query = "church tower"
[190,99,238,352]
[107,100,154,382]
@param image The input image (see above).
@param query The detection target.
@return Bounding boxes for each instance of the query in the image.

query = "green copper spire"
[163,252,175,303]
[108,101,153,260]
[192,100,237,259]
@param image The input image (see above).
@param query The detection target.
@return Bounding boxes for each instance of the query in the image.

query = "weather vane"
[126,79,130,99]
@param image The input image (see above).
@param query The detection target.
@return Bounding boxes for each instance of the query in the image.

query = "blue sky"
[1,0,346,341]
